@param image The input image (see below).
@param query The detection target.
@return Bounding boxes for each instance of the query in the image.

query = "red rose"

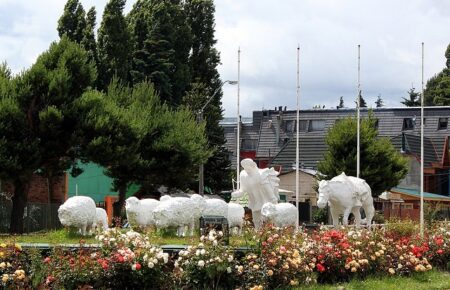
[316,263,326,273]
[437,249,444,255]
[43,257,51,263]
[135,263,141,270]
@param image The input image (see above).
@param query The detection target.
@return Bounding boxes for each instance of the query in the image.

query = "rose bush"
[1,220,449,289]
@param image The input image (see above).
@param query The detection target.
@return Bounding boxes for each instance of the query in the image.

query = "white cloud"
[1,0,449,116]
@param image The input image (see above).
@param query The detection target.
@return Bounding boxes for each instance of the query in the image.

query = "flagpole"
[236,47,241,190]
[420,42,424,237]
[296,45,300,230]
[357,44,361,178]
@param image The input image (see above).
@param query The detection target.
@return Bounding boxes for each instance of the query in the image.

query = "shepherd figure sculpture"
[232,158,280,229]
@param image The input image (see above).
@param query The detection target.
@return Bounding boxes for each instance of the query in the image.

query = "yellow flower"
[0,252,3,258]
[14,244,21,251]
[253,264,260,270]
[378,250,384,255]
[2,274,8,283]
[0,262,5,269]
[426,264,432,270]
[290,280,299,286]
[388,268,395,275]
[267,269,274,276]
[375,252,381,257]
[293,249,300,258]
[345,264,350,270]
[0,243,6,248]
[351,267,357,272]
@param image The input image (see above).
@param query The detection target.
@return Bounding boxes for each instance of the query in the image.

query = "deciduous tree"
[424,43,450,106]
[317,113,408,196]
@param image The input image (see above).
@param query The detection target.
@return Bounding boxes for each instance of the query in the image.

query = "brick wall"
[1,173,67,203]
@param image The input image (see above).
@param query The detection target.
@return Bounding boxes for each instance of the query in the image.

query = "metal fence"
[0,198,62,233]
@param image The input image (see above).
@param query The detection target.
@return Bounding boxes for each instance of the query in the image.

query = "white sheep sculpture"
[58,196,97,236]
[94,208,108,231]
[152,195,205,236]
[261,202,297,228]
[203,198,228,217]
[125,196,160,230]
[227,202,245,235]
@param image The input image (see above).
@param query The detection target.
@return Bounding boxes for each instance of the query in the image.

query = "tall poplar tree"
[128,0,192,105]
[81,7,99,75]
[57,0,87,43]
[184,0,232,193]
[98,0,131,90]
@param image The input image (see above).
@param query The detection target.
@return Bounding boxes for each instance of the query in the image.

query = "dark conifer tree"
[98,0,131,90]
[57,0,87,43]
[184,0,232,193]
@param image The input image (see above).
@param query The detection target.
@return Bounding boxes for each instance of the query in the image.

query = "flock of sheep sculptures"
[57,194,298,236]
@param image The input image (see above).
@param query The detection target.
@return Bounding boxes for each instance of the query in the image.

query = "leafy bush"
[312,207,328,224]
[385,218,418,238]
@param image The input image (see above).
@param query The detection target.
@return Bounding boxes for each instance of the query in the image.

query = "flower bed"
[1,222,449,289]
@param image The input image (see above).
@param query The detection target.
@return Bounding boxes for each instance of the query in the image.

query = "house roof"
[390,133,439,167]
[221,107,450,171]
[390,187,450,202]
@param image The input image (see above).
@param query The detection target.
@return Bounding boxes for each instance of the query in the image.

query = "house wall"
[278,171,317,205]
[1,174,67,203]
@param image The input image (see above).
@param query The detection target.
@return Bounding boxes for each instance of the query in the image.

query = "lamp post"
[198,80,238,195]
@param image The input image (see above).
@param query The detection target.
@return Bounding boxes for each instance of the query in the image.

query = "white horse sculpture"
[317,173,375,227]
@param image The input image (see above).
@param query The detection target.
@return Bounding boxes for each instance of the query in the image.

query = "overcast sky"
[1,0,449,117]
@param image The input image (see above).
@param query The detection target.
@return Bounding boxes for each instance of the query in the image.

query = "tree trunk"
[10,180,29,234]
[47,175,55,229]
[112,183,127,224]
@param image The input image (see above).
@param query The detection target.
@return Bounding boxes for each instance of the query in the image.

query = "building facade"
[221,107,450,197]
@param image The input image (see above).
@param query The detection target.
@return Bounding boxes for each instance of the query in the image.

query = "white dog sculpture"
[317,172,375,227]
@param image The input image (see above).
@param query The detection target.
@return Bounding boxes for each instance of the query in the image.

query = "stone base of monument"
[199,215,229,245]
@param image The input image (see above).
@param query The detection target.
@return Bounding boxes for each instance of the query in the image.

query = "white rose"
[227,267,232,273]
[148,262,155,268]
[198,260,205,267]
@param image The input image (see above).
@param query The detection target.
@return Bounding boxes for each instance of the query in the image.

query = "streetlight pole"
[198,80,238,195]
[420,42,425,237]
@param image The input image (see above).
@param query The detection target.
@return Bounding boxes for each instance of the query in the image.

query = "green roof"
[391,187,450,201]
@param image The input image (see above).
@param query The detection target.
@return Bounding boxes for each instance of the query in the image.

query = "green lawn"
[0,228,256,247]
[301,270,450,290]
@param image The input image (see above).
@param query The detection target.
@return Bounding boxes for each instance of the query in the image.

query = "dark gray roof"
[221,107,450,169]
[270,136,327,170]
[390,134,439,167]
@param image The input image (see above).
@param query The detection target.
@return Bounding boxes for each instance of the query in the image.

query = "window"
[299,120,308,131]
[393,203,413,209]
[241,139,257,150]
[402,118,414,130]
[438,117,448,130]
[284,120,295,133]
[308,120,326,132]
